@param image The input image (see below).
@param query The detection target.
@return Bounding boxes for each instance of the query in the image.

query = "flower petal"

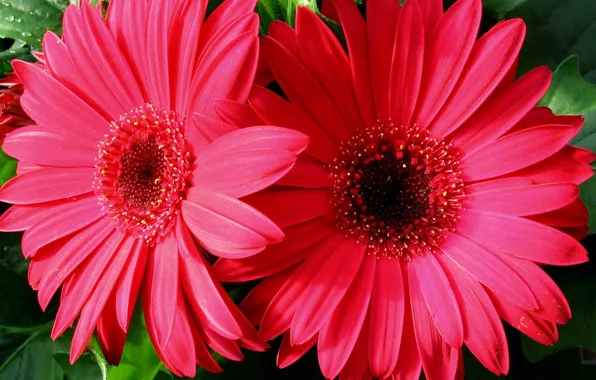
[409,253,463,347]
[318,255,375,379]
[458,209,588,265]
[0,167,94,204]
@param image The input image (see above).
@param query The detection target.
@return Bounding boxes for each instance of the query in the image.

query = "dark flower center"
[95,104,192,245]
[330,123,465,260]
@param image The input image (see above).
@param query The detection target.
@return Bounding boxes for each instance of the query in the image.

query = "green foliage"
[107,309,164,380]
[0,147,16,187]
[483,0,596,76]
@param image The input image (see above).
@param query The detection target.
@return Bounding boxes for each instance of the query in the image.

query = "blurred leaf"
[108,308,162,380]
[464,345,592,379]
[0,147,16,186]
[52,333,106,380]
[0,0,71,50]
[0,329,63,380]
[535,56,596,232]
[482,0,528,18]
[483,0,596,76]
[0,39,32,73]
[520,240,596,363]
[538,56,596,117]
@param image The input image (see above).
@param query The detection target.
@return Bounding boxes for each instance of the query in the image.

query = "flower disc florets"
[330,122,465,260]
[95,104,192,245]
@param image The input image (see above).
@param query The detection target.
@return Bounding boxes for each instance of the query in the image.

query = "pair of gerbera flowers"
[0,0,591,379]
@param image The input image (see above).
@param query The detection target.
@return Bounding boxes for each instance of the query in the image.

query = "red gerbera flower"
[214,0,592,379]
[0,72,35,143]
[0,0,308,377]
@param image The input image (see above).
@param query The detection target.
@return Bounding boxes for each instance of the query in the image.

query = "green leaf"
[538,56,596,117]
[484,0,596,76]
[0,329,63,380]
[52,334,106,380]
[256,0,338,36]
[535,56,596,232]
[0,0,72,50]
[108,308,163,380]
[0,39,33,73]
[520,256,596,363]
[0,146,16,186]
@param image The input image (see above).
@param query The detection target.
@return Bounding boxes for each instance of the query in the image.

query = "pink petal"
[21,196,104,258]
[268,20,299,56]
[190,323,223,374]
[189,31,258,118]
[182,188,282,259]
[466,183,579,216]
[291,237,366,345]
[392,280,423,380]
[213,218,335,282]
[144,0,171,110]
[429,19,526,138]
[460,125,580,181]
[51,229,125,340]
[77,3,144,113]
[201,325,243,362]
[13,60,109,144]
[296,7,363,133]
[198,0,257,50]
[368,257,404,378]
[389,0,424,127]
[366,0,399,120]
[465,176,533,194]
[452,66,552,154]
[115,241,148,331]
[414,0,481,128]
[0,167,94,204]
[408,253,464,348]
[437,255,510,375]
[96,295,127,365]
[262,36,350,143]
[0,196,95,233]
[70,233,135,362]
[527,199,588,227]
[418,0,442,32]
[440,233,538,310]
[509,147,593,185]
[177,221,242,340]
[193,126,308,198]
[330,0,376,127]
[3,126,96,167]
[497,255,571,324]
[248,86,337,163]
[278,332,317,369]
[489,292,558,346]
[244,189,330,230]
[259,232,345,341]
[276,156,331,189]
[143,231,180,347]
[215,98,264,127]
[168,0,207,115]
[458,209,588,265]
[145,293,197,377]
[190,112,237,148]
[340,315,373,380]
[318,255,376,379]
[33,217,113,308]
[240,267,294,325]
[409,267,459,380]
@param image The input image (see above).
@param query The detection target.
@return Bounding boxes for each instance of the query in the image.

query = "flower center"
[95,104,192,245]
[330,122,465,260]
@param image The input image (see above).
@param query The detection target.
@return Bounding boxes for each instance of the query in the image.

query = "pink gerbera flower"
[0,0,308,377]
[214,0,592,379]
